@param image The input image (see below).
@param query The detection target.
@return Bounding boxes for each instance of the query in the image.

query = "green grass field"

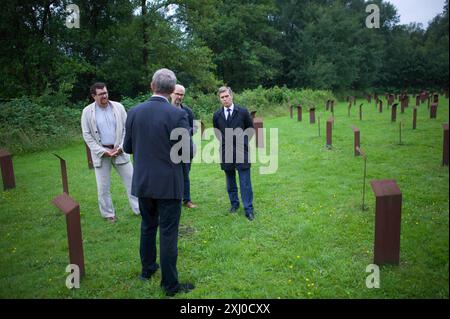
[0,97,448,299]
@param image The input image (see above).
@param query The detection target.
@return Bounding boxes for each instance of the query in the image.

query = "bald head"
[170,84,186,107]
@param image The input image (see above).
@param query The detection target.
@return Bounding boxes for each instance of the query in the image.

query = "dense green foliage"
[0,0,448,102]
[0,95,82,153]
[0,86,333,153]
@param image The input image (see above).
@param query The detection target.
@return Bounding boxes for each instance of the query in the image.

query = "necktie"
[226,108,232,125]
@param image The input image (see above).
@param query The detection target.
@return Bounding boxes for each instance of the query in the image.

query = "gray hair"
[152,68,177,94]
[218,86,233,97]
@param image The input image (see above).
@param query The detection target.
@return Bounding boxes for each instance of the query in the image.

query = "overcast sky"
[385,0,446,27]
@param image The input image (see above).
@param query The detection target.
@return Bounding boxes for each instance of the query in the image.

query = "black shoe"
[139,264,159,281]
[246,212,255,221]
[229,207,239,213]
[165,283,195,297]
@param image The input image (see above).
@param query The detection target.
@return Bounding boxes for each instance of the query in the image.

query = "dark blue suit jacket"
[213,104,254,171]
[124,96,189,199]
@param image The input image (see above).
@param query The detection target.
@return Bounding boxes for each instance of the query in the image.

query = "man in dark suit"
[213,86,255,221]
[123,68,194,296]
[170,84,198,209]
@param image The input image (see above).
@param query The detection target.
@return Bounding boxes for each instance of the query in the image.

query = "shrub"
[0,96,81,153]
[0,88,335,153]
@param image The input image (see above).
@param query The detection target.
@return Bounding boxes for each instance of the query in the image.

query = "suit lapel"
[229,107,239,124]
[219,109,226,125]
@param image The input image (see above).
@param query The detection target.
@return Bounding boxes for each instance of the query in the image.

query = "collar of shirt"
[152,94,169,103]
[95,102,111,110]
[224,104,235,117]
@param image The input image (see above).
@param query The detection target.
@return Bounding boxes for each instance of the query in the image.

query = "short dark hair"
[90,82,107,95]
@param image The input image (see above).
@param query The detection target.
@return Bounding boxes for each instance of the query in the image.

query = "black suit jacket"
[180,104,195,159]
[124,96,189,199]
[213,104,254,171]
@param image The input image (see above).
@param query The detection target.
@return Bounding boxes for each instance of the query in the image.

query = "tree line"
[0,0,448,103]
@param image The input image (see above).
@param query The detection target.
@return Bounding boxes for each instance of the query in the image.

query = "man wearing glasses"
[170,84,198,209]
[81,82,139,223]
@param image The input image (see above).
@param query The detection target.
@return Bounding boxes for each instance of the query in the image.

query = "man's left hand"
[111,148,123,157]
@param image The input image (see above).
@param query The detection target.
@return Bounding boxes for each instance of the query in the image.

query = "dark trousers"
[139,197,181,291]
[182,162,191,203]
[225,168,254,213]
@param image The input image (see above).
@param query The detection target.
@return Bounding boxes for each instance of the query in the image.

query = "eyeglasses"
[96,92,108,96]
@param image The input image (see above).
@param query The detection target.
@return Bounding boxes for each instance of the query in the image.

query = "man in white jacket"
[81,82,139,223]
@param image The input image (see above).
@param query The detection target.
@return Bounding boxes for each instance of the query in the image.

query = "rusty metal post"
[201,121,205,140]
[433,94,439,104]
[413,108,417,130]
[399,121,404,145]
[0,149,16,190]
[297,106,302,122]
[326,117,333,149]
[253,118,264,148]
[85,143,93,169]
[309,108,316,124]
[353,126,360,157]
[430,103,438,119]
[53,154,69,195]
[391,103,398,122]
[356,147,368,211]
[52,193,85,277]
[370,180,402,265]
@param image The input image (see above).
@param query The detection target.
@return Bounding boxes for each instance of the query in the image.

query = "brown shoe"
[184,201,197,209]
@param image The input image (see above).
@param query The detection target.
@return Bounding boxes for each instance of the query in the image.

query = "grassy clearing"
[0,97,448,299]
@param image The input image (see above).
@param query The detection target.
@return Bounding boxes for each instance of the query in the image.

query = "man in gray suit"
[81,82,139,223]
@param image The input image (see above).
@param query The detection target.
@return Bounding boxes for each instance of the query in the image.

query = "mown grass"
[0,97,448,299]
